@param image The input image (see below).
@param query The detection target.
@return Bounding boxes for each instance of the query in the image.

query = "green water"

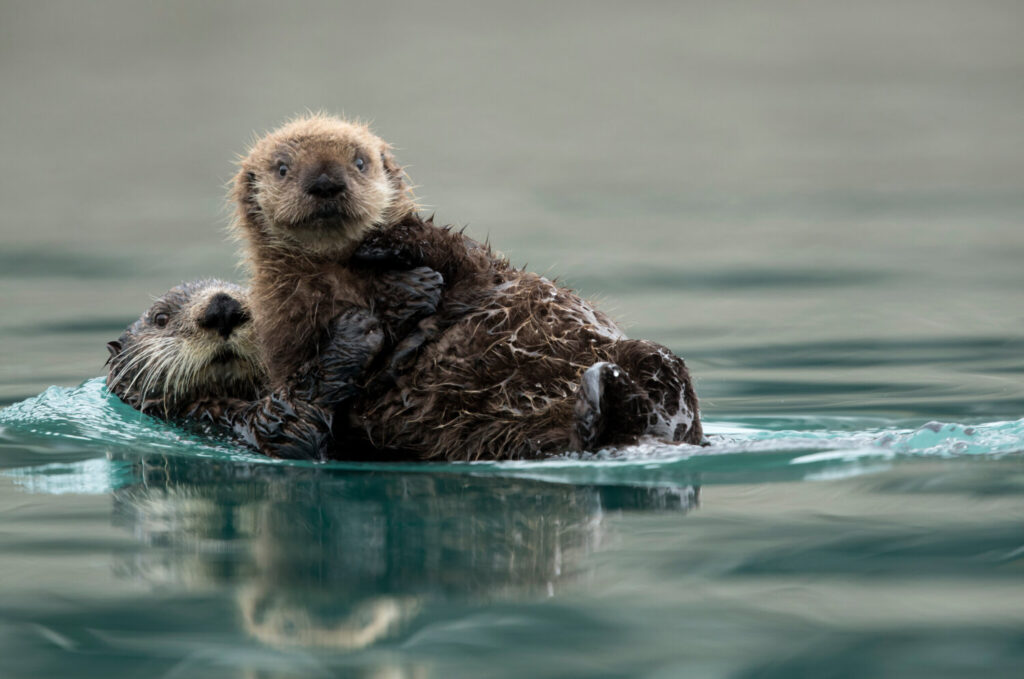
[3,383,1024,678]
[2,1,1024,677]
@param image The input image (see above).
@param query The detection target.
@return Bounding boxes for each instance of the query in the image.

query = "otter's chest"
[290,265,372,316]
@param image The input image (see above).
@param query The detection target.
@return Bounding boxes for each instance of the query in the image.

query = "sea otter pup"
[106,274,442,459]
[231,114,702,460]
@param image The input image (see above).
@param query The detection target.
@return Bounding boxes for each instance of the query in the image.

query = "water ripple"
[2,379,1022,493]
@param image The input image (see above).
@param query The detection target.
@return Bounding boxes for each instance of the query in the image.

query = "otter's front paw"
[311,310,385,406]
[185,396,245,425]
[380,266,444,303]
[377,267,445,331]
[353,231,421,268]
[367,316,441,396]
[329,308,385,354]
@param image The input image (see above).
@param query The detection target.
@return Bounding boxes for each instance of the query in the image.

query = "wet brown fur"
[108,276,441,462]
[232,115,702,461]
[351,219,702,459]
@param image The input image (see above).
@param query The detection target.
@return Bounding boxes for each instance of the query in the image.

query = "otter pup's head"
[106,280,264,416]
[231,114,415,258]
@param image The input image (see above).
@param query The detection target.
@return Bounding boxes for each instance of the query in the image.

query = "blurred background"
[1,0,1023,418]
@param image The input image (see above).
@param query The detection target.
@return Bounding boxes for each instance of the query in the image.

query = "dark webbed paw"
[353,228,423,269]
[183,307,388,462]
[375,266,444,336]
[184,395,332,462]
[571,362,650,451]
[379,266,444,305]
[310,309,385,407]
[364,317,442,398]
[242,395,333,461]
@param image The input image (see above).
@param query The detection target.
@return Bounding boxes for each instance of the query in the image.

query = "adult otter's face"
[106,280,263,416]
[232,114,414,257]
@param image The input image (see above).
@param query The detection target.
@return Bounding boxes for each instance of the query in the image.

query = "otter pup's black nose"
[199,293,249,340]
[306,173,346,198]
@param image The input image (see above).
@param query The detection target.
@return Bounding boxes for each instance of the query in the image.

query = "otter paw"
[353,235,421,268]
[572,362,654,451]
[296,309,385,408]
[380,266,445,316]
[330,308,384,347]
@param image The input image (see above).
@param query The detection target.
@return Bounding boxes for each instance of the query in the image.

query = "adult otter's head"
[106,280,263,416]
[231,114,416,258]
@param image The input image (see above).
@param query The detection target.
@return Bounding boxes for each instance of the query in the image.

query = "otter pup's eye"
[153,313,170,328]
[354,156,366,172]
[277,163,289,178]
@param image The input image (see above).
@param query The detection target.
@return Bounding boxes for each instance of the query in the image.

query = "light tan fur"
[230,114,417,387]
[230,113,415,259]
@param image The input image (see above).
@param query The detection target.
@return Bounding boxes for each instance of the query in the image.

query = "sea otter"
[105,279,263,416]
[231,114,703,460]
[106,273,443,460]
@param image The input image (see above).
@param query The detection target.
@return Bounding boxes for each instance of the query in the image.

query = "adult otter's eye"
[278,163,289,178]
[355,156,366,172]
[154,313,170,328]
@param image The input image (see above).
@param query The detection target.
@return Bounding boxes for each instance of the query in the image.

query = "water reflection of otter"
[111,454,698,650]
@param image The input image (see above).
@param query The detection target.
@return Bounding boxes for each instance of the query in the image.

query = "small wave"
[0,378,264,463]
[1,379,1022,492]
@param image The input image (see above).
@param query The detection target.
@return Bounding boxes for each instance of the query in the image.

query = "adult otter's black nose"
[306,173,346,198]
[199,293,249,340]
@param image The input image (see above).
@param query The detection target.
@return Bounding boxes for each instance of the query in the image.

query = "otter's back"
[358,271,626,460]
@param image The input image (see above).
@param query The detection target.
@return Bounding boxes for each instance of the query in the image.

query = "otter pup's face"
[106,280,263,416]
[232,114,414,257]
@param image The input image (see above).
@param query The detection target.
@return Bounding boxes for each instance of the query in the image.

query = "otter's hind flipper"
[571,340,704,451]
[571,362,652,451]
[611,340,702,445]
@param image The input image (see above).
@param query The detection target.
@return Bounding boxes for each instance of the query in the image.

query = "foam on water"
[2,378,1022,494]
[0,378,261,461]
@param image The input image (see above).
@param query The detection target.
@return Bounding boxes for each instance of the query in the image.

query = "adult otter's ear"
[105,340,122,366]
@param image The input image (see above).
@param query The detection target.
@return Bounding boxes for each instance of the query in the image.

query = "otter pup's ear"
[231,167,261,221]
[381,150,403,185]
[379,147,417,222]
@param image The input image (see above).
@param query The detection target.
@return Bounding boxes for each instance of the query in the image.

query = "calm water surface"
[2,2,1023,677]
